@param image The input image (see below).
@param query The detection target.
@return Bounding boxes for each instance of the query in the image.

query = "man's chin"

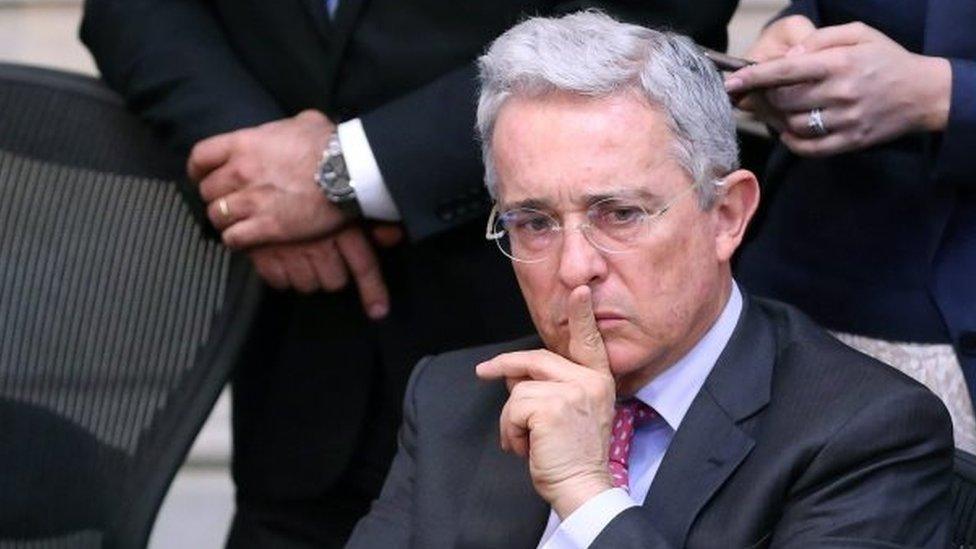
[606,342,659,392]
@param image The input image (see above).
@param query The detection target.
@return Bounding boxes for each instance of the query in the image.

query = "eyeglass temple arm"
[485,204,506,240]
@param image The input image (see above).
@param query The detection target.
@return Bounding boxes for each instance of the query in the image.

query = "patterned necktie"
[608,399,656,491]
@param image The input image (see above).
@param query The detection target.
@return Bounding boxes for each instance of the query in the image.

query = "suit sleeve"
[345,356,432,547]
[359,0,739,241]
[769,384,953,548]
[776,0,822,26]
[933,59,976,185]
[588,506,677,548]
[80,0,285,153]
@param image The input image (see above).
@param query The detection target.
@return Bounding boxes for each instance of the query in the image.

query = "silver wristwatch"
[314,132,362,218]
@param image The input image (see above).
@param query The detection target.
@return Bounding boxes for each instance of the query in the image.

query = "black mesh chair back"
[0,63,259,548]
[952,449,976,548]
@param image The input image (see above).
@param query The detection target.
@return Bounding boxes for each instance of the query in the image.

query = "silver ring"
[807,108,828,137]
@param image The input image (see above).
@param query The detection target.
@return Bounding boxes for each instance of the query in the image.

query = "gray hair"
[476,11,739,209]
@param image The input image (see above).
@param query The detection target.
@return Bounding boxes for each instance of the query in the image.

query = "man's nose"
[556,223,608,289]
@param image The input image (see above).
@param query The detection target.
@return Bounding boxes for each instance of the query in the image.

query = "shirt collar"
[632,282,743,432]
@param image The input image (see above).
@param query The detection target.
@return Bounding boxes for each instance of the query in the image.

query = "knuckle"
[222,232,239,250]
[258,218,281,241]
[835,50,855,72]
[199,181,215,202]
[230,161,258,183]
[326,262,350,289]
[232,130,254,151]
[510,383,527,401]
[236,194,255,216]
[322,273,349,292]
[206,203,220,224]
[789,115,806,134]
[833,81,856,103]
[298,109,322,122]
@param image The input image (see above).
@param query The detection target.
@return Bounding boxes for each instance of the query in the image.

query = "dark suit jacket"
[348,297,953,548]
[735,0,976,400]
[78,2,739,544]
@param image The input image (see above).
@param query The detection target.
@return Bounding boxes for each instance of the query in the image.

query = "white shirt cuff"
[335,118,401,221]
[541,488,638,549]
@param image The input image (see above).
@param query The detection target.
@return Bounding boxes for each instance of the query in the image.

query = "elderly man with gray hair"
[347,11,952,549]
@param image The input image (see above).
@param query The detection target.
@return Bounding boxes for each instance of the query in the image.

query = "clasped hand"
[477,286,617,519]
[726,17,950,157]
[188,109,402,319]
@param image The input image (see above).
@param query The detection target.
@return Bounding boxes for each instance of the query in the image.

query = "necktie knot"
[608,399,656,491]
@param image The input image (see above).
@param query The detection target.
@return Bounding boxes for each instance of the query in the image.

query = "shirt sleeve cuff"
[541,488,638,549]
[336,118,402,221]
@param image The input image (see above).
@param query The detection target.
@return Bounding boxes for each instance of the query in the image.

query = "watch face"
[318,157,353,202]
[316,134,355,205]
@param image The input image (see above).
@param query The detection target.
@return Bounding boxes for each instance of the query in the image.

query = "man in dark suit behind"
[79,1,739,547]
[348,12,953,548]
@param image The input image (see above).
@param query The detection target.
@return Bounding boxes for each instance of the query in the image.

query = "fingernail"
[724,77,743,93]
[369,303,389,319]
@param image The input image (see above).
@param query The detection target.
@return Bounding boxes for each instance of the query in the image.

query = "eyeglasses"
[485,180,709,263]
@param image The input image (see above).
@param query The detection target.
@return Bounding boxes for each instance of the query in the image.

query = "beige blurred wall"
[0,0,95,74]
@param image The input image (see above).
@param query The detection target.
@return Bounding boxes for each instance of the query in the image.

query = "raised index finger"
[567,285,610,374]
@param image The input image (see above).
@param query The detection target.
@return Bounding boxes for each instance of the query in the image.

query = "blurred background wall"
[0,0,787,546]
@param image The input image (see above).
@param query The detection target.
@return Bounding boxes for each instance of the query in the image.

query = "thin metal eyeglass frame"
[485,179,715,264]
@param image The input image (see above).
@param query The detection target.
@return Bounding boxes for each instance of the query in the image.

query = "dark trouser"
[225,223,532,548]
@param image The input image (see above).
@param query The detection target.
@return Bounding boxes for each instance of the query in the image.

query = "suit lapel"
[456,390,550,549]
[641,392,755,546]
[642,297,775,546]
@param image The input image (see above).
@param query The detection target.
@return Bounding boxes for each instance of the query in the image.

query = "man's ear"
[712,169,760,262]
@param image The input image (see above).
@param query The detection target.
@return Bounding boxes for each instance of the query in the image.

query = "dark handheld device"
[701,47,755,71]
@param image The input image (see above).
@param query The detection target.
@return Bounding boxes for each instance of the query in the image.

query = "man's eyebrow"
[500,197,552,211]
[581,188,661,205]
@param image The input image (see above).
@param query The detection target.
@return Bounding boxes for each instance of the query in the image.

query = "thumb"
[567,285,610,374]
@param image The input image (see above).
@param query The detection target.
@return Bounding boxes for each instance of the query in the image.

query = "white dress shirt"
[335,119,402,221]
[537,284,744,549]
